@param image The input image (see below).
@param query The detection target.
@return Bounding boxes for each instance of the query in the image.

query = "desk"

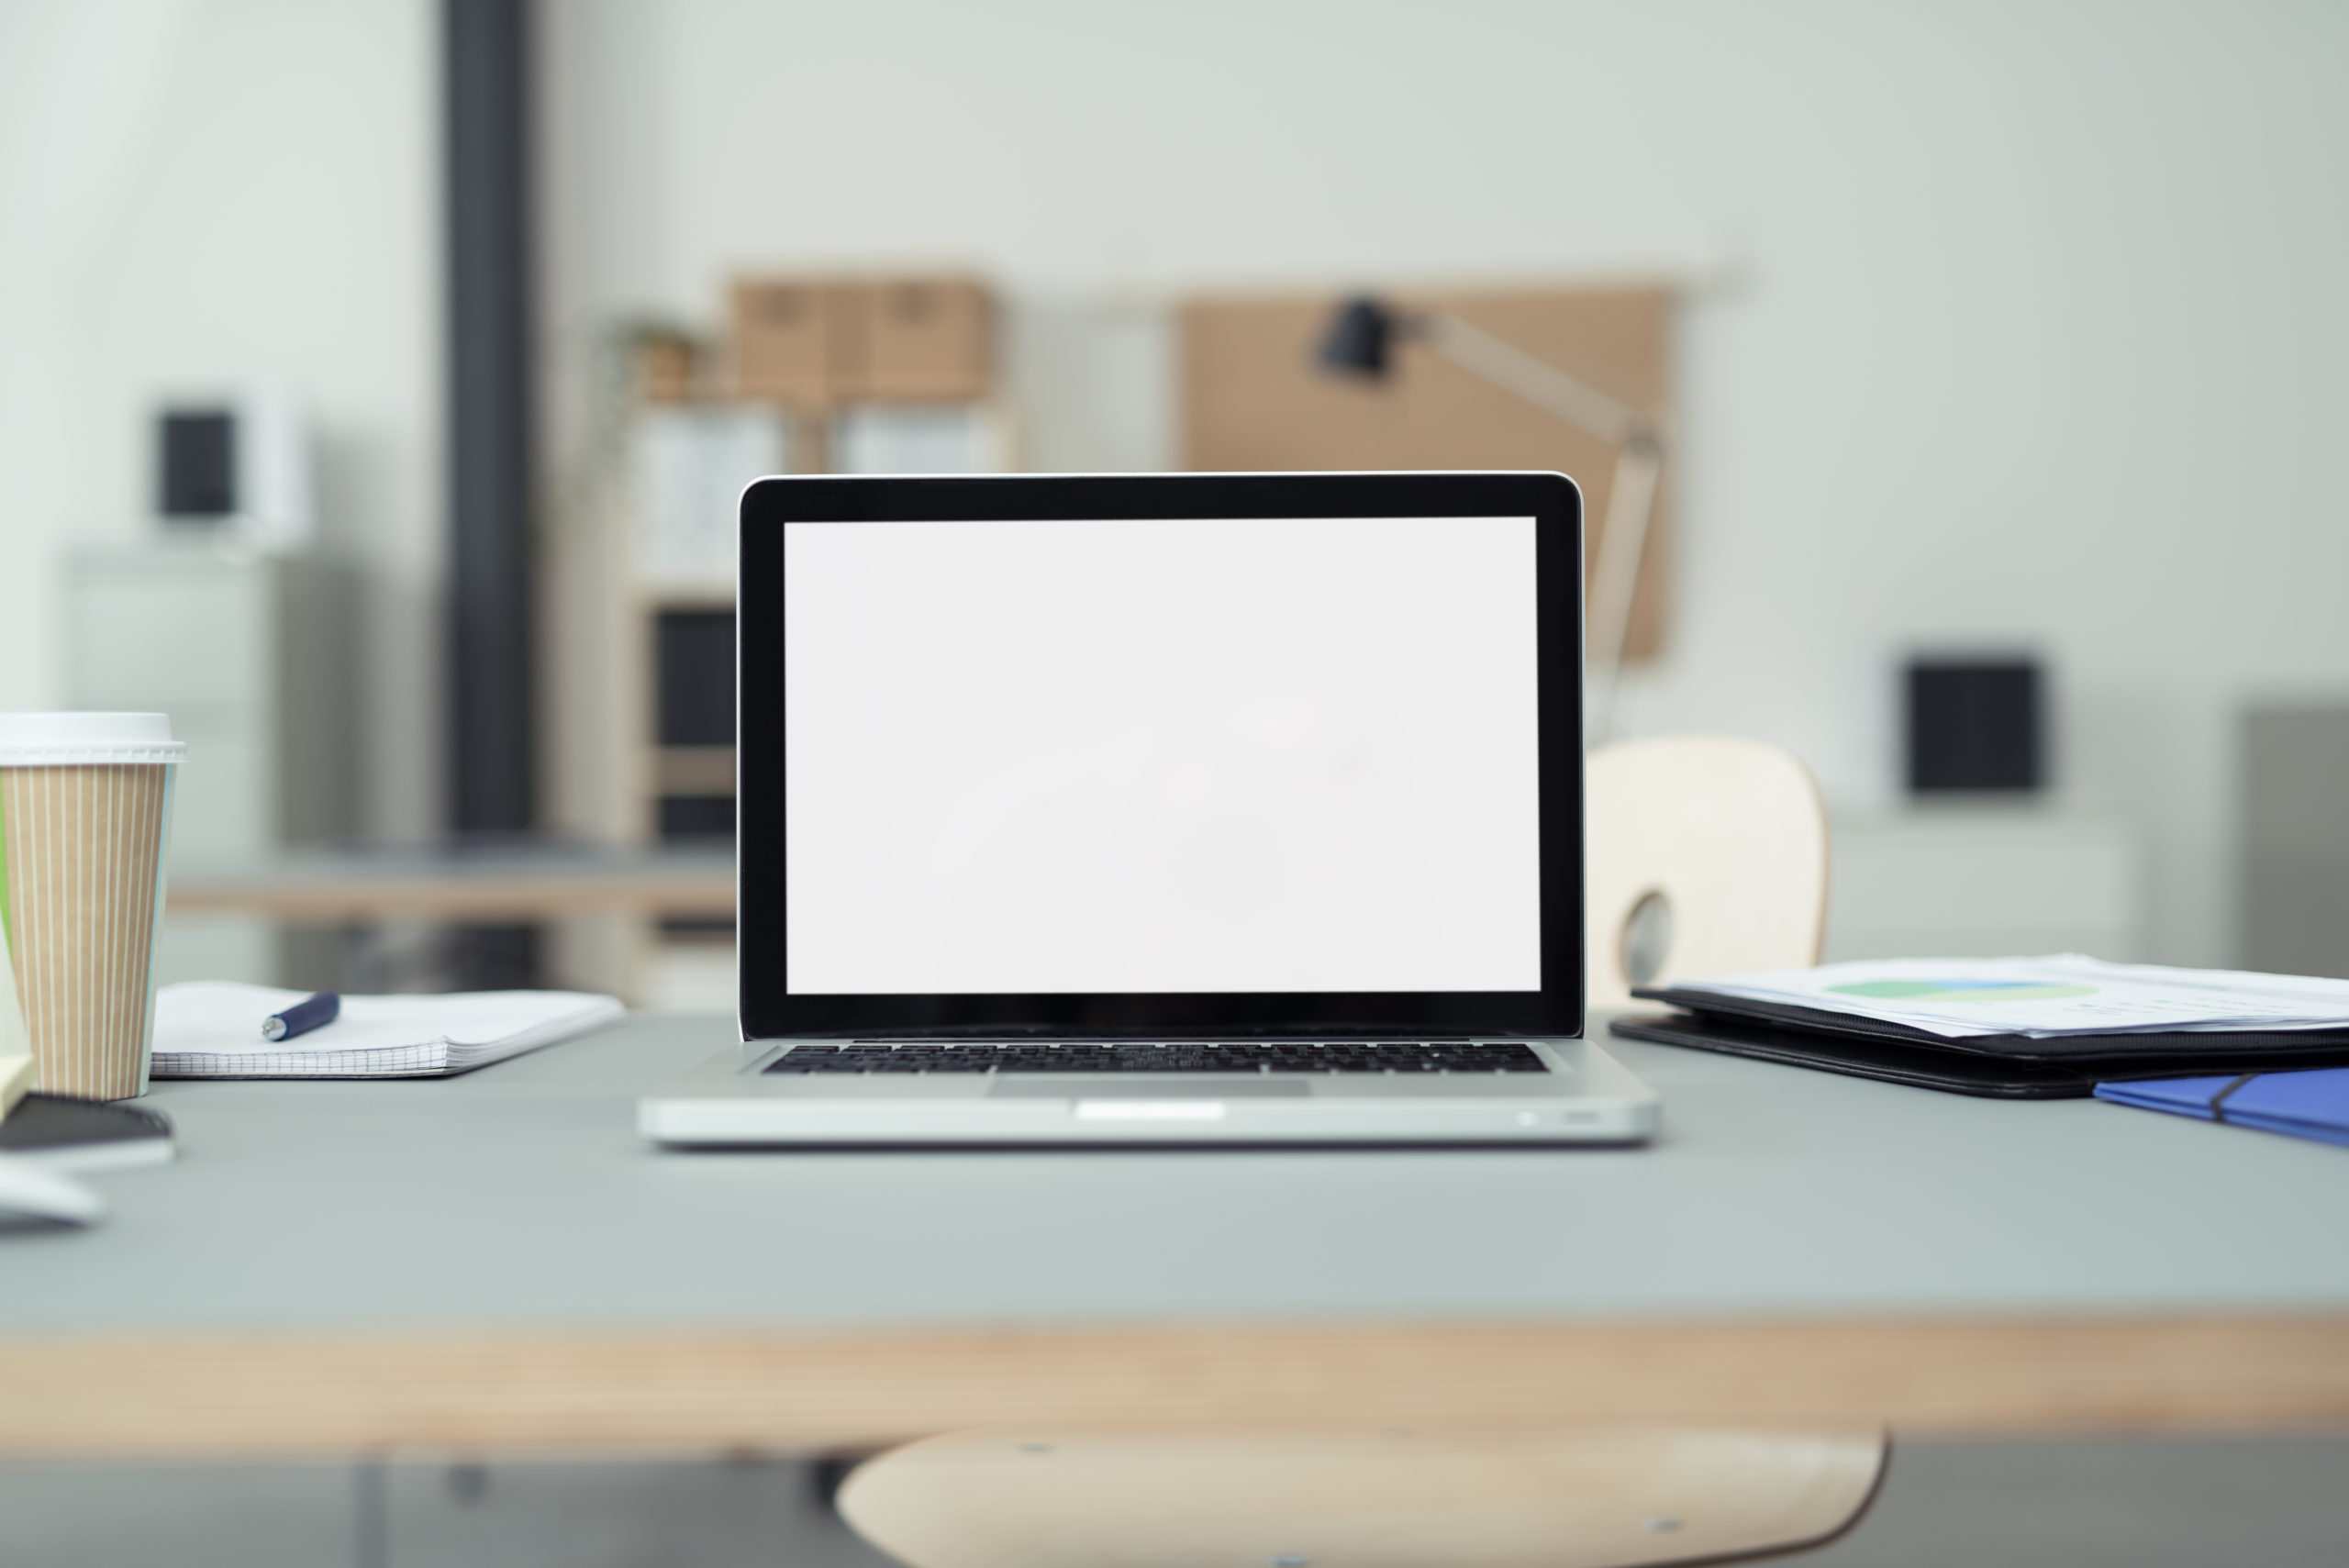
[4,1018,2347,1458]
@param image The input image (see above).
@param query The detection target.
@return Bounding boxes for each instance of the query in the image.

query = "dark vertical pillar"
[443,0,540,985]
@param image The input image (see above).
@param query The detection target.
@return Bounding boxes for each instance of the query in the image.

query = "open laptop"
[640,472,1658,1146]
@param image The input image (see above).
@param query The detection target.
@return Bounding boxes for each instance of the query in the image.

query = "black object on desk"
[0,1095,175,1172]
[1617,985,2349,1100]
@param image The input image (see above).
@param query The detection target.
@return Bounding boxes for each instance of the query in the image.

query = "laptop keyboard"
[764,1040,1550,1074]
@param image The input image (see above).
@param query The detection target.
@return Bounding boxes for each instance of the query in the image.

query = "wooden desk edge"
[167,878,735,920]
[4,1315,2346,1460]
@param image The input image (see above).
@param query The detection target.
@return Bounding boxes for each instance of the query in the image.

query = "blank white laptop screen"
[783,516,1542,995]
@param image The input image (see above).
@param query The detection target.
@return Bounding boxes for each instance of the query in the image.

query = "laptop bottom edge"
[638,1040,1659,1148]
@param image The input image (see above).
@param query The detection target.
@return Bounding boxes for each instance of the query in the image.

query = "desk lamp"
[1318,297,1665,742]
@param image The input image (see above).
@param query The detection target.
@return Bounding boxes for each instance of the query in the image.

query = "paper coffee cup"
[0,713,185,1099]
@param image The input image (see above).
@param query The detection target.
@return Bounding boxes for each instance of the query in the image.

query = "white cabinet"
[1824,806,2143,963]
[64,545,351,984]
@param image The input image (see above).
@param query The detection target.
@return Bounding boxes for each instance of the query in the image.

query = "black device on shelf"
[1906,656,2043,794]
[655,608,736,841]
[158,409,238,520]
[656,610,735,745]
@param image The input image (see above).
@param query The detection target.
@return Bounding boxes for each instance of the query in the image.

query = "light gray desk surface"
[10,1012,2348,1333]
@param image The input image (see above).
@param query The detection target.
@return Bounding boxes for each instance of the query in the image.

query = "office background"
[6,8,2349,1564]
[4,0,2347,974]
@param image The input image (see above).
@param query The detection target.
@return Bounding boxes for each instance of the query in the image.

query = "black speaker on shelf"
[656,610,736,746]
[159,410,237,518]
[654,608,737,842]
[151,391,313,551]
[1906,656,2043,795]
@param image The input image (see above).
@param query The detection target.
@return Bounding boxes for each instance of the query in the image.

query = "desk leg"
[351,1458,387,1568]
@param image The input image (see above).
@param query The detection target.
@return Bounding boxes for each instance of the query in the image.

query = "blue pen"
[262,991,340,1042]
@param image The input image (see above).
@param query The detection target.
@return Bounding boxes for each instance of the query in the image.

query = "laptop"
[639,472,1658,1146]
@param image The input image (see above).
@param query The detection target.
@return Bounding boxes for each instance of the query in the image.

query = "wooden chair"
[835,738,1862,1568]
[1585,736,1830,1012]
[839,1424,1885,1568]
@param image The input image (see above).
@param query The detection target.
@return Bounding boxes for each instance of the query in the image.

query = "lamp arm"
[1412,308,1663,744]
[1418,312,1648,448]
[1583,438,1664,745]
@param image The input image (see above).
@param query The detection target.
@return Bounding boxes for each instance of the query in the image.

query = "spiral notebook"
[152,982,625,1079]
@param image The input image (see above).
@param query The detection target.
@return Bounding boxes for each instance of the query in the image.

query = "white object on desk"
[0,1154,104,1227]
[151,982,624,1078]
[1825,805,2143,962]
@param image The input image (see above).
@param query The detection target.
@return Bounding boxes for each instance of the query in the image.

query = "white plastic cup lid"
[0,712,187,766]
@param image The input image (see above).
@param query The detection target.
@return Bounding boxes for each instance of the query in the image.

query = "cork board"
[1182,286,1673,660]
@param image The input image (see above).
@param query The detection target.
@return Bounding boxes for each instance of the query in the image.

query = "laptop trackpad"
[989,1078,1309,1098]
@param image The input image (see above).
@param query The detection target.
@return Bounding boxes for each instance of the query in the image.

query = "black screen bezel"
[738,472,1585,1040]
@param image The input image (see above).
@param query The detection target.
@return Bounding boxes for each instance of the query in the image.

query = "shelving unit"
[552,275,1013,1003]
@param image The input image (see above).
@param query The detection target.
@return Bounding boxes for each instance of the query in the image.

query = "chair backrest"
[840,1424,1887,1568]
[1585,736,1829,1012]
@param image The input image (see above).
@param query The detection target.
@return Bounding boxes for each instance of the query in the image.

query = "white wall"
[0,0,442,844]
[9,3,2332,963]
[543,0,2349,965]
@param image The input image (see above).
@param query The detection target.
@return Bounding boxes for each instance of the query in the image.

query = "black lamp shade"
[1318,297,1400,378]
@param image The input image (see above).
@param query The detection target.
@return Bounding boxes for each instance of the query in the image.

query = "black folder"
[1611,985,2349,1100]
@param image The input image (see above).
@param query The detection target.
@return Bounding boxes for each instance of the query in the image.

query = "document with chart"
[1662,955,2349,1040]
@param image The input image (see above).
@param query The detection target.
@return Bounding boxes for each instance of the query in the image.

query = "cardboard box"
[729,274,995,407]
[844,277,993,401]
[728,280,850,406]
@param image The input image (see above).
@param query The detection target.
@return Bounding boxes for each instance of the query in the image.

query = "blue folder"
[2096,1067,2349,1149]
